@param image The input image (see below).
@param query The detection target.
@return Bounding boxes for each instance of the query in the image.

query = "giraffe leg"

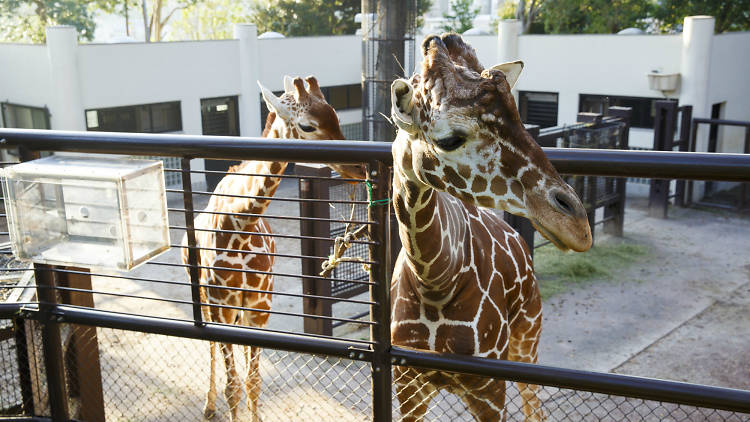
[220,342,243,422]
[459,376,506,422]
[508,295,546,421]
[394,367,438,422]
[203,341,218,419]
[245,345,262,422]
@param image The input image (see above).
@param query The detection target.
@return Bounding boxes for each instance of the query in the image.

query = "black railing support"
[13,317,35,414]
[649,101,678,218]
[297,164,334,336]
[603,106,631,236]
[368,161,392,422]
[34,264,70,422]
[180,158,204,326]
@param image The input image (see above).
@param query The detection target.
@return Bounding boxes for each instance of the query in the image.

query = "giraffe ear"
[391,79,418,134]
[258,81,291,120]
[489,60,524,89]
[283,75,295,94]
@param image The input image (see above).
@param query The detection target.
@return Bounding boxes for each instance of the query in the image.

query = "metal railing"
[0,128,749,422]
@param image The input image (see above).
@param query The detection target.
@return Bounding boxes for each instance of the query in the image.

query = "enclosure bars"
[686,117,750,211]
[649,101,693,218]
[180,157,204,325]
[368,161,393,422]
[2,129,750,419]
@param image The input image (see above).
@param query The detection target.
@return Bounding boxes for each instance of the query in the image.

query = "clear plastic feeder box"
[1,155,170,271]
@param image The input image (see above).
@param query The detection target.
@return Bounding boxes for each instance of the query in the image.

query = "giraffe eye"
[436,135,467,151]
[299,124,316,133]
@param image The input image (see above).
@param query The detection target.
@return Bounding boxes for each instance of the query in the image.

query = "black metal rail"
[3,128,750,181]
[1,128,750,421]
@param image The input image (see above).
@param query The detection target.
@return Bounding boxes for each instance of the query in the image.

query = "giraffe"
[181,75,365,422]
[388,34,592,422]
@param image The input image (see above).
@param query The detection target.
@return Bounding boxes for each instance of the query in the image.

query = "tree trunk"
[141,0,151,42]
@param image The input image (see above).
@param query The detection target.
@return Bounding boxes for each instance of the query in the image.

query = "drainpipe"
[678,15,714,200]
[497,19,521,99]
[46,26,85,131]
[234,24,262,137]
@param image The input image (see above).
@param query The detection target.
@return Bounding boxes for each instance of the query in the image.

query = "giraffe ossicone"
[389,33,592,422]
[182,75,364,422]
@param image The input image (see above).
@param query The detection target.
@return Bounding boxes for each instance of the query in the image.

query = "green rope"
[365,180,391,208]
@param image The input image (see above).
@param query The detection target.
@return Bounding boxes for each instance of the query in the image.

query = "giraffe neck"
[392,139,469,297]
[213,116,289,231]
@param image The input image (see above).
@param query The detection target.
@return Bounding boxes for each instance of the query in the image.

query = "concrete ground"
[73,180,750,421]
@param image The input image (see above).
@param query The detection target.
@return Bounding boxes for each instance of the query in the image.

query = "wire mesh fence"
[0,318,49,418]
[391,366,749,422]
[0,130,749,421]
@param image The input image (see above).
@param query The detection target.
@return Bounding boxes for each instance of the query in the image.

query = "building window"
[85,101,182,133]
[259,84,363,125]
[201,96,239,136]
[579,94,664,129]
[1,102,50,129]
[519,91,558,128]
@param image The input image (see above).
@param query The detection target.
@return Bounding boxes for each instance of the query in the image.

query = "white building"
[1,16,748,189]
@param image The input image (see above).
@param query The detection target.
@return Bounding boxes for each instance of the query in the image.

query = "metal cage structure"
[361,0,419,143]
[0,128,749,422]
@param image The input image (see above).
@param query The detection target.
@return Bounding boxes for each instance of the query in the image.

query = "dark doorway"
[201,96,240,191]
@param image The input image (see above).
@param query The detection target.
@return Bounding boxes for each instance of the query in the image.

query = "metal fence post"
[34,264,70,422]
[180,158,204,326]
[604,106,631,236]
[57,267,105,422]
[674,105,693,207]
[298,164,334,336]
[368,160,392,422]
[13,317,34,414]
[649,101,677,218]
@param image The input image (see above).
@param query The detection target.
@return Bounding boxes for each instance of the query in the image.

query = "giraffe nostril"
[553,191,577,217]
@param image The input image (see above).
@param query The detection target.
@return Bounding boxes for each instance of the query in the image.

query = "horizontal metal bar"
[549,148,750,182]
[146,261,375,285]
[0,129,390,163]
[169,207,374,226]
[176,189,370,205]
[44,285,374,325]
[693,118,750,127]
[164,167,367,183]
[50,268,376,305]
[390,346,750,414]
[200,301,375,325]
[331,310,370,328]
[173,243,377,265]
[3,129,750,181]
[17,304,374,358]
[170,225,377,245]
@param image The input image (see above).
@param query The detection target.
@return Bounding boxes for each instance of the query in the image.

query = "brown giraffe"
[388,34,592,421]
[181,75,364,422]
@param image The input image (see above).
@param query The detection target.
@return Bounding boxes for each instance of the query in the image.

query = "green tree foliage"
[249,0,432,37]
[0,0,98,42]
[540,0,652,34]
[654,0,750,33]
[168,0,249,40]
[442,0,480,34]
[249,0,360,36]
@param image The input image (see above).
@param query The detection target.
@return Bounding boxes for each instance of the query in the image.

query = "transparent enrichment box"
[1,155,170,271]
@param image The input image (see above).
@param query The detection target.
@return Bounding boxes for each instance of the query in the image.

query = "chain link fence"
[391,366,747,421]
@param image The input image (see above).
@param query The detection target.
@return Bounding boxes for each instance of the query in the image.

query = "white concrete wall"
[2,27,748,152]
[708,32,750,154]
[0,44,51,114]
[79,40,240,135]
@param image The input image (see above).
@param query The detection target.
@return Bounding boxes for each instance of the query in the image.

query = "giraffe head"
[258,75,366,180]
[390,34,591,252]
